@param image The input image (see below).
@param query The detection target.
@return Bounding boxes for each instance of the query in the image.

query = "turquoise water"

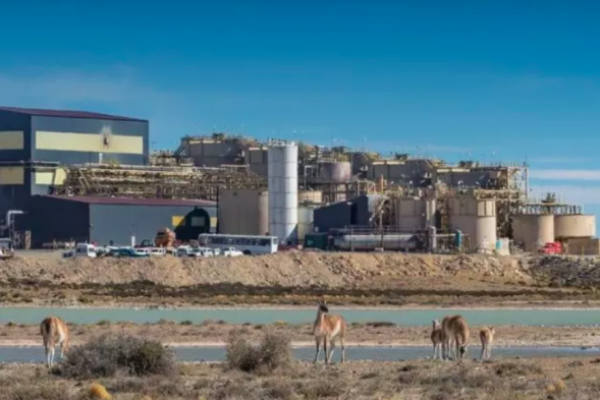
[1,307,599,326]
[4,346,600,363]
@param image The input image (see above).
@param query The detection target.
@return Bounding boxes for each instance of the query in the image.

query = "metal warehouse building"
[19,196,217,247]
[0,106,149,216]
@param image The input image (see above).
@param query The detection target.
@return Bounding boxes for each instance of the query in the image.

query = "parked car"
[148,247,167,256]
[189,247,214,258]
[63,243,98,258]
[175,246,192,257]
[223,247,244,257]
[110,247,149,258]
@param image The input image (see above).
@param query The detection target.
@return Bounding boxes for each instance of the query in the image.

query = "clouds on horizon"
[529,169,600,181]
[530,184,600,205]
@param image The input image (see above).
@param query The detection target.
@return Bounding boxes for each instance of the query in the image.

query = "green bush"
[55,333,176,379]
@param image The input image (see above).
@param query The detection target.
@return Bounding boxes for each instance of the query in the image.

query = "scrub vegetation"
[2,332,600,399]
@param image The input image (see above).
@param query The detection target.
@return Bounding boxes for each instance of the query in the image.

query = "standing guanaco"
[40,316,69,368]
[430,319,443,360]
[480,326,495,361]
[313,300,347,365]
[441,314,470,361]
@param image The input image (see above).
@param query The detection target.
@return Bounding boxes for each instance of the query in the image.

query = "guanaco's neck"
[315,309,327,328]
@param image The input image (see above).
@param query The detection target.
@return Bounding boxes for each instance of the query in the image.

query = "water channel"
[2,345,600,364]
[0,307,598,326]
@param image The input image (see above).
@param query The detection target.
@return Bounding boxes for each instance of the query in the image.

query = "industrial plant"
[0,105,596,255]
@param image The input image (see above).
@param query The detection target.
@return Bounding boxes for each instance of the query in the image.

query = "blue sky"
[0,0,599,228]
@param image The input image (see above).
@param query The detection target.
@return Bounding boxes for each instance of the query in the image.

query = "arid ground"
[2,252,600,399]
[3,251,600,308]
[3,357,600,400]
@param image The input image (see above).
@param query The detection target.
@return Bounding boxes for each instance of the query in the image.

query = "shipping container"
[304,233,329,250]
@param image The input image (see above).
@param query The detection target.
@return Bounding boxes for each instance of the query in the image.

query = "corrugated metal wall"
[89,204,217,245]
[351,195,383,226]
[31,116,149,166]
[17,196,90,247]
[313,202,355,233]
[0,110,31,162]
[0,112,34,218]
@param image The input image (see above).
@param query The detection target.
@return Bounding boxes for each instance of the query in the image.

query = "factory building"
[312,195,384,234]
[18,196,216,248]
[0,106,149,214]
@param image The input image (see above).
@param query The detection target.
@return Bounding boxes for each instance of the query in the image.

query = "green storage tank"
[304,233,328,250]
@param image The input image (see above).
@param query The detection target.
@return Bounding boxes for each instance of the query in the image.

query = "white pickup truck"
[222,247,243,257]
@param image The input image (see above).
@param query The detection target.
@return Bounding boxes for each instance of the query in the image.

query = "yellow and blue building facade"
[0,107,218,247]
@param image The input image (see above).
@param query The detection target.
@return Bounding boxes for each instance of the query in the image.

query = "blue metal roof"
[0,106,147,122]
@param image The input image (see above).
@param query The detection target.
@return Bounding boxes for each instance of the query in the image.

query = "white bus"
[198,233,278,255]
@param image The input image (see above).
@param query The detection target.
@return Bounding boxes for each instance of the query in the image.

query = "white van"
[63,243,97,258]
[175,246,191,257]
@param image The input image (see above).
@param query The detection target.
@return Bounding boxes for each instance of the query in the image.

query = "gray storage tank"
[319,161,351,182]
[218,188,269,235]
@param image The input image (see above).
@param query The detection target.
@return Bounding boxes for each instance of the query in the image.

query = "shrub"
[55,333,176,379]
[365,321,396,328]
[301,379,345,399]
[225,330,291,373]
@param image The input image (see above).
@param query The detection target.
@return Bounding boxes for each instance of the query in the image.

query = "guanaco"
[479,326,495,361]
[40,316,69,368]
[430,319,443,360]
[441,314,470,361]
[313,300,347,365]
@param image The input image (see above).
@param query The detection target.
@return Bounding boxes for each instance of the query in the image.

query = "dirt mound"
[528,255,600,288]
[0,252,532,289]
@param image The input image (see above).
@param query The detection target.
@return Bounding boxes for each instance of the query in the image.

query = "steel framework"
[49,163,267,201]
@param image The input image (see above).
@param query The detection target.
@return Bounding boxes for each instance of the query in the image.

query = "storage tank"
[320,161,351,182]
[246,147,268,177]
[511,214,555,252]
[218,189,269,235]
[268,141,298,244]
[298,190,323,205]
[333,234,418,251]
[554,215,596,239]
[449,197,497,252]
[395,197,436,232]
[297,205,317,243]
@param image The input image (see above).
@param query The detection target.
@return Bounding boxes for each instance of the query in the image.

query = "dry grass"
[0,357,599,399]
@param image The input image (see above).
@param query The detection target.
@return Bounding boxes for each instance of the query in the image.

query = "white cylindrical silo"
[268,140,298,245]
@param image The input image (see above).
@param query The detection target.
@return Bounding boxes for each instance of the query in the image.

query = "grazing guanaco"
[441,314,470,361]
[480,326,495,361]
[313,300,347,365]
[40,316,69,368]
[430,319,443,360]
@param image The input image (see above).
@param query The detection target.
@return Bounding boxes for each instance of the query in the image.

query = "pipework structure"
[49,163,266,201]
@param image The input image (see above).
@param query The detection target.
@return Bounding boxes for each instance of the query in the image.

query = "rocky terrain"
[0,251,597,307]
